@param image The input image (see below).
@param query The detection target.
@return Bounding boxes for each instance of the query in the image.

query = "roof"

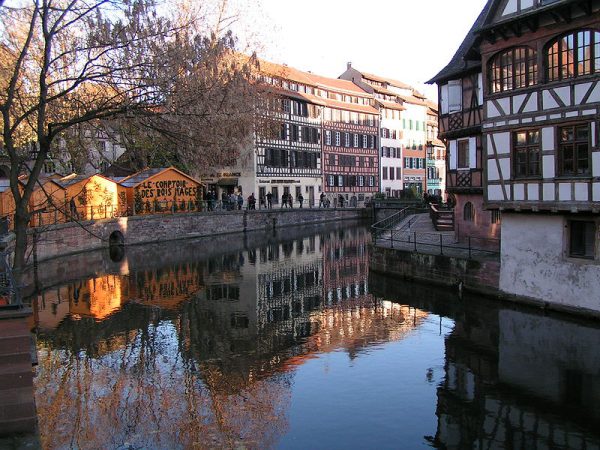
[0,179,10,194]
[306,73,371,96]
[359,71,414,91]
[323,97,379,115]
[427,0,494,84]
[56,173,115,189]
[378,99,406,112]
[119,166,202,188]
[257,59,317,87]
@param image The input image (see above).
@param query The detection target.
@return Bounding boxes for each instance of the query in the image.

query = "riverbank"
[3,207,369,267]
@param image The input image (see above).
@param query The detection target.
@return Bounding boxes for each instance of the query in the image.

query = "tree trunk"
[12,201,30,288]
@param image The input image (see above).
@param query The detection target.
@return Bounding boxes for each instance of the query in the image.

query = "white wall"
[500,213,600,311]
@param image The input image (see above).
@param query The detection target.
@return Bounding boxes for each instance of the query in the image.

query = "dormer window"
[547,30,600,82]
[489,47,537,93]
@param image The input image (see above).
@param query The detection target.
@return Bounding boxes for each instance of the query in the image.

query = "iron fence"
[375,229,500,259]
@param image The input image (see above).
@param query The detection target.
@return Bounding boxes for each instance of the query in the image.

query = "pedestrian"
[69,197,79,220]
[298,192,304,208]
[281,193,287,208]
[266,192,272,209]
[288,192,294,209]
[319,192,326,208]
[237,193,243,210]
[338,194,345,208]
[259,195,265,209]
[248,193,256,210]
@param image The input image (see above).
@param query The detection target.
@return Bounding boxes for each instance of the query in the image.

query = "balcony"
[447,169,483,194]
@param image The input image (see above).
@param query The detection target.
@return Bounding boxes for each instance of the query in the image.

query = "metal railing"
[0,251,19,307]
[375,229,500,259]
[429,203,455,231]
[371,207,428,240]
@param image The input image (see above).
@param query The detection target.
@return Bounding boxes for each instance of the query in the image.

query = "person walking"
[281,193,287,208]
[237,193,243,210]
[248,193,256,210]
[319,192,326,208]
[266,192,272,209]
[288,192,293,209]
[298,192,304,208]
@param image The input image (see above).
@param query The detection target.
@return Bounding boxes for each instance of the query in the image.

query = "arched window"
[464,202,474,222]
[547,30,600,82]
[490,47,537,93]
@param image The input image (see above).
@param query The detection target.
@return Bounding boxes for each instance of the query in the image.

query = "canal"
[27,221,600,449]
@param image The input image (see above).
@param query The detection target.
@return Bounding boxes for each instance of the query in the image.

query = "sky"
[235,0,488,101]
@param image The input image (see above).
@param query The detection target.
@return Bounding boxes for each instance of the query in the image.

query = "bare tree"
[0,0,265,279]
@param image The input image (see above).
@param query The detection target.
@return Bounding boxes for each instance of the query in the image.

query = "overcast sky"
[242,0,488,100]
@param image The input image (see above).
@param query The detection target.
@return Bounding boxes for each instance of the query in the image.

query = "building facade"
[428,8,496,241]
[426,103,447,199]
[340,65,430,197]
[476,0,600,309]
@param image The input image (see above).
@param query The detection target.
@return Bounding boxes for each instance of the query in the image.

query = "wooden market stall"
[56,173,120,221]
[117,167,203,215]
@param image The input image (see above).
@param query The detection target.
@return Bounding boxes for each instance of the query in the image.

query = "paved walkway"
[374,214,499,261]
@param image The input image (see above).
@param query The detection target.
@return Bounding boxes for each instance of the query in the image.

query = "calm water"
[28,222,600,449]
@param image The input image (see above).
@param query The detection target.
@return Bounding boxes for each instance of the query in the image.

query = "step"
[0,386,34,406]
[0,402,36,422]
[0,416,37,436]
[0,320,30,337]
[0,352,32,366]
[0,336,30,356]
[0,369,34,390]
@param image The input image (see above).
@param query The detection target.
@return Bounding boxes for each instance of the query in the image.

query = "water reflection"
[33,225,427,449]
[29,224,600,449]
[371,275,600,449]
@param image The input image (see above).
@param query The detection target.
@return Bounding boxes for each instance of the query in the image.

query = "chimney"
[347,62,352,70]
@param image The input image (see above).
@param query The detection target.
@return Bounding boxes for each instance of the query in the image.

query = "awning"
[216,178,238,186]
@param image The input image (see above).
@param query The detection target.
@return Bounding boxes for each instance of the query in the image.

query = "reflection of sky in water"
[281,316,449,449]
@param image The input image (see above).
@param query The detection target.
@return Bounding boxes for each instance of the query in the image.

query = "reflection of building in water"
[33,262,206,328]
[435,307,600,449]
[321,227,369,307]
[69,275,127,320]
[182,227,428,383]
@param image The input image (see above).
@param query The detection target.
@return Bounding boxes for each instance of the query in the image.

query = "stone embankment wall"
[26,208,369,263]
[369,244,500,296]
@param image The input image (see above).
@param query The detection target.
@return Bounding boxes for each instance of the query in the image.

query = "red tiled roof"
[378,99,406,111]
[306,73,371,96]
[257,59,317,86]
[360,71,414,90]
[323,97,379,115]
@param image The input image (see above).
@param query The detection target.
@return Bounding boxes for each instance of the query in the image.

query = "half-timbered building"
[426,103,447,198]
[309,73,380,204]
[340,65,431,197]
[428,8,492,241]
[476,0,600,309]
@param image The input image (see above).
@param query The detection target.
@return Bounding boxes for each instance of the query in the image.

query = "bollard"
[468,236,472,259]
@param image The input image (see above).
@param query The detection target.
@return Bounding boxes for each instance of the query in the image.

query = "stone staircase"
[429,205,455,231]
[0,309,37,436]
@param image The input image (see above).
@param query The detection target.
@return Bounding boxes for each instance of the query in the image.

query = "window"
[335,132,341,147]
[362,135,368,149]
[457,140,470,169]
[383,167,388,180]
[464,202,474,222]
[344,133,350,147]
[43,161,56,174]
[329,154,336,166]
[513,130,540,178]
[448,79,462,113]
[547,30,600,82]
[368,176,375,187]
[491,210,501,224]
[396,168,401,179]
[353,134,359,148]
[389,168,395,180]
[559,124,590,176]
[358,176,364,187]
[328,175,335,187]
[490,47,537,93]
[569,220,596,259]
